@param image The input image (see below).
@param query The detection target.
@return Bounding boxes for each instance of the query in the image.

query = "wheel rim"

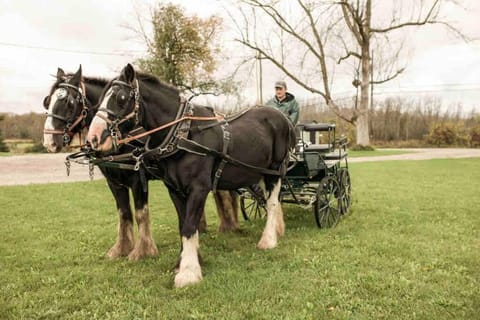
[240,193,266,220]
[314,176,341,228]
[339,169,351,215]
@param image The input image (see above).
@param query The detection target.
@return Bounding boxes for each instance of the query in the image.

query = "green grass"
[1,159,479,319]
[348,149,413,158]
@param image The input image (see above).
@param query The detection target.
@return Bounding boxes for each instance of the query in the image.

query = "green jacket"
[265,92,299,125]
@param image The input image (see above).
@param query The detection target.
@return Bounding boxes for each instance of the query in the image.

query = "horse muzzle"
[43,134,63,153]
[87,129,114,152]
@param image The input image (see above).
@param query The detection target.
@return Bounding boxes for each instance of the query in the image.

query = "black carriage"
[239,122,351,228]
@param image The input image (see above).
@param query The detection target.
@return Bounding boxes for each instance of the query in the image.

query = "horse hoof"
[128,242,159,261]
[106,243,133,259]
[257,237,277,250]
[174,270,203,288]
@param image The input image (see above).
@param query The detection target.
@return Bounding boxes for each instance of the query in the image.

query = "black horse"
[87,64,295,287]
[43,66,239,261]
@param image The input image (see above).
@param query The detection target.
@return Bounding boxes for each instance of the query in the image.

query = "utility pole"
[256,51,264,105]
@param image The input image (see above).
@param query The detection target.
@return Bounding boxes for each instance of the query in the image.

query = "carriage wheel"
[314,176,341,228]
[240,192,266,220]
[338,168,352,215]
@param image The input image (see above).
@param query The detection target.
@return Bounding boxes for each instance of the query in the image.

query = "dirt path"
[1,148,480,186]
[0,153,103,186]
[349,148,480,163]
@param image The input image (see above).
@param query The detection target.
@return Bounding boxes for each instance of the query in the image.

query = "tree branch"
[371,67,405,85]
[370,0,440,33]
[338,1,363,45]
[337,51,362,64]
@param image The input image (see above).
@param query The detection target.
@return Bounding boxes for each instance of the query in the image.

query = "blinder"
[95,79,140,151]
[44,81,89,146]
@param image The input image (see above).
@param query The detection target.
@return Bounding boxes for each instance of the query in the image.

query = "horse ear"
[57,68,66,80]
[122,63,136,84]
[69,65,82,85]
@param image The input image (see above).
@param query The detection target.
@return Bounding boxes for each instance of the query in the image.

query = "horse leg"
[106,181,135,258]
[257,178,284,249]
[128,181,158,260]
[174,186,209,288]
[167,187,186,273]
[214,190,240,232]
[199,211,207,233]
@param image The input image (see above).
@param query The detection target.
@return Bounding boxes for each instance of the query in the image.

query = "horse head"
[43,65,88,152]
[87,63,143,152]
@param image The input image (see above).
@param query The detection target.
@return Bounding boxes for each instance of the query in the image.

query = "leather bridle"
[94,79,141,151]
[44,81,89,145]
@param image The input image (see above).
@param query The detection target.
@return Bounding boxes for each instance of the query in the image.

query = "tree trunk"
[357,45,371,146]
[355,0,371,146]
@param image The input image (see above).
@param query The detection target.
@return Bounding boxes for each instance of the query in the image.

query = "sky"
[1,0,479,114]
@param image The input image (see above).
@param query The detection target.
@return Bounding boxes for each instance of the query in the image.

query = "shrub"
[0,116,9,152]
[24,143,47,153]
[469,126,480,147]
[426,122,466,146]
[350,144,375,151]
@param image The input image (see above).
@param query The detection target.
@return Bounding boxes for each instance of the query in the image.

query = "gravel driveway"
[1,148,480,186]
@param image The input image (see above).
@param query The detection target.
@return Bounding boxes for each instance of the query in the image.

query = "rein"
[117,114,223,146]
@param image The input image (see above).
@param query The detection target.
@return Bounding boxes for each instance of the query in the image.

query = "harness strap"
[177,137,282,176]
[118,114,223,146]
[212,123,231,193]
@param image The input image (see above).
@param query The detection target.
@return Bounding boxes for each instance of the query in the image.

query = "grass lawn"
[0,159,478,319]
[348,149,413,158]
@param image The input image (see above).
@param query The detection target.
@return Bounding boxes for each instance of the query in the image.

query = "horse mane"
[135,72,180,94]
[83,76,109,87]
[47,73,109,96]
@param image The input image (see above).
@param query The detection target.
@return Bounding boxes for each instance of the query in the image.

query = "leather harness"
[68,82,286,192]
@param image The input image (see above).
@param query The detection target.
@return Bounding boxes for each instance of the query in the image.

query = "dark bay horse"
[43,66,239,261]
[87,64,295,287]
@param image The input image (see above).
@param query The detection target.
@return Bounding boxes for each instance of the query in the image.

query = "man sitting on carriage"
[265,80,299,125]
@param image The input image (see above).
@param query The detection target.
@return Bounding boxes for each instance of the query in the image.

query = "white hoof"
[257,235,277,250]
[174,269,203,288]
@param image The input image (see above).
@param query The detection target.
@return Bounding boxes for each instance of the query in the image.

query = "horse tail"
[279,120,297,178]
[288,120,296,149]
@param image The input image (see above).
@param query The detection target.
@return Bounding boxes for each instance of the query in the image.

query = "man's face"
[275,86,286,100]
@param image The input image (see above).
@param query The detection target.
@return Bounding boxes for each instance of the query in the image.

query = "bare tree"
[236,0,467,146]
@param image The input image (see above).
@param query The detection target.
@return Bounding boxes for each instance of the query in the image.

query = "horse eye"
[116,91,127,105]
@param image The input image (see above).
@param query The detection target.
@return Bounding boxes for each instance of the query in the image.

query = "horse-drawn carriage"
[239,122,351,228]
[46,64,352,287]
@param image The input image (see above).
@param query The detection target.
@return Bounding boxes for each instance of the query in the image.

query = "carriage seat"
[304,143,333,153]
[323,150,348,160]
[302,123,336,132]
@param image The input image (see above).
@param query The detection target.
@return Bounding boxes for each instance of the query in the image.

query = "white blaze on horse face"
[43,89,61,152]
[88,89,113,149]
[174,231,202,288]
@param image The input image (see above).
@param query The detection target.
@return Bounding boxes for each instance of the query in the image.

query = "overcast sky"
[1,0,479,114]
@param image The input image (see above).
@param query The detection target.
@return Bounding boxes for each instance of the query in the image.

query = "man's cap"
[274,80,286,89]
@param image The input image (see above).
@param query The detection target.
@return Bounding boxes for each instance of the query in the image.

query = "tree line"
[298,96,480,147]
[1,95,479,149]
